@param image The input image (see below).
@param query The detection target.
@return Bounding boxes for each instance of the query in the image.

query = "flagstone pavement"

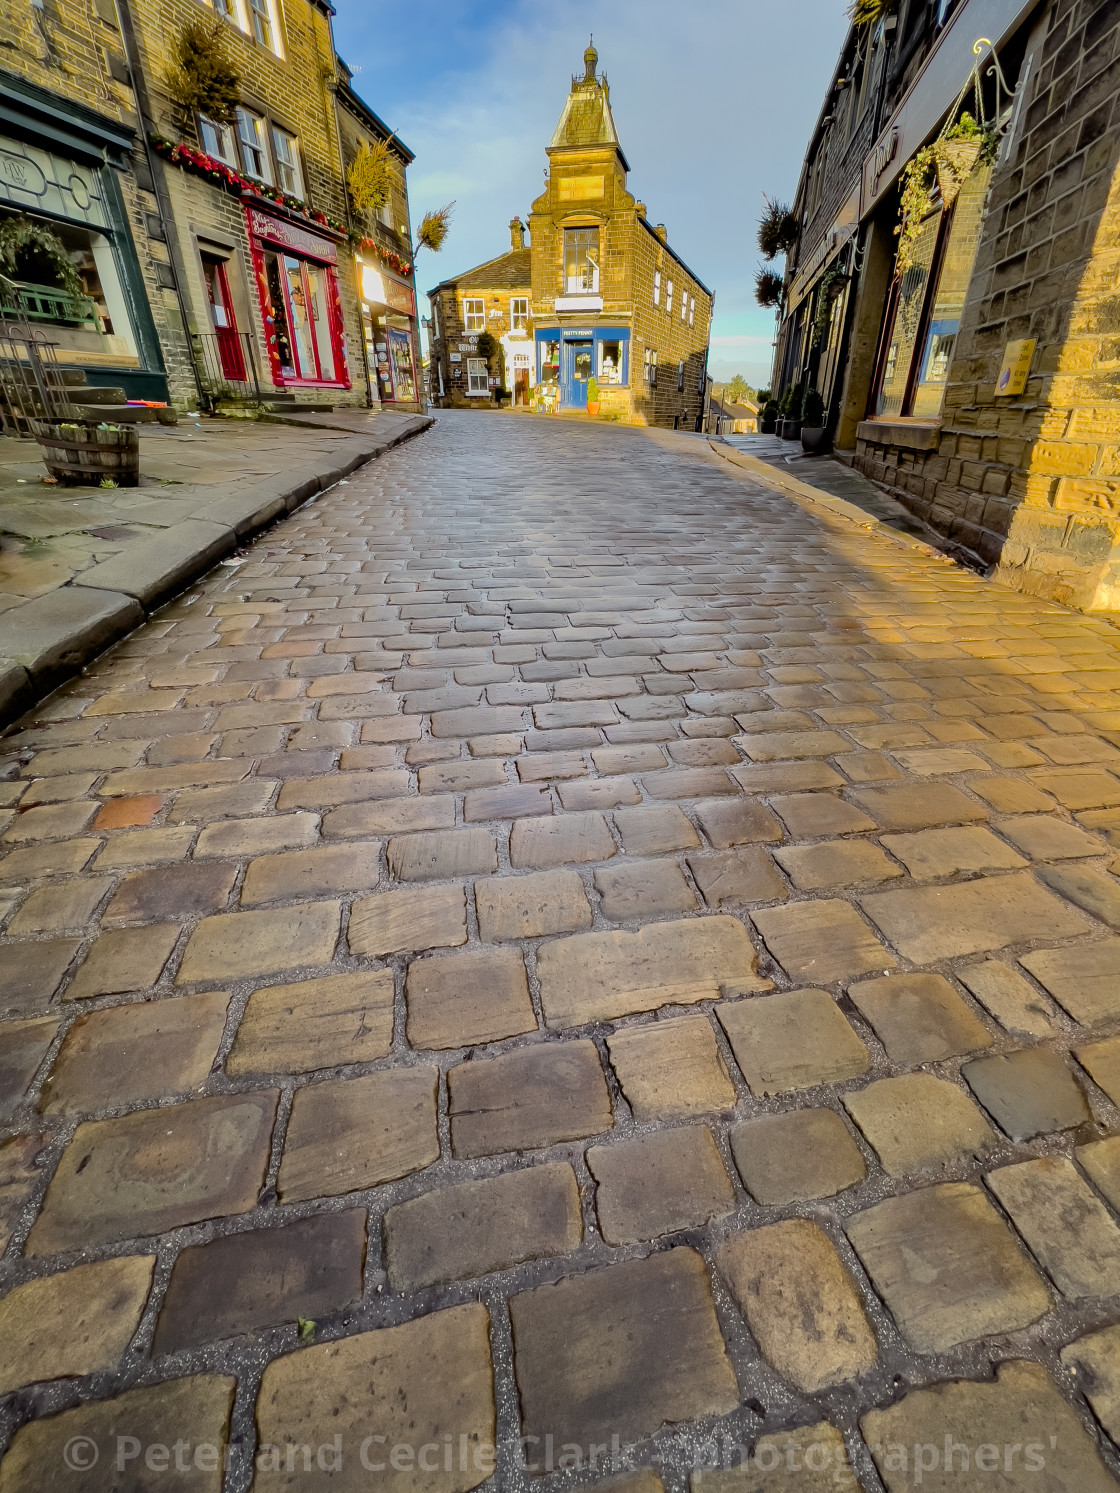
[3,410,1120,1490]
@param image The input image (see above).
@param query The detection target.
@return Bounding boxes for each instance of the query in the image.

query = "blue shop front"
[535,326,629,410]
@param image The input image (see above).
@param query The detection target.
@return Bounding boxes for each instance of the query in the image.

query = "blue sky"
[334,0,848,388]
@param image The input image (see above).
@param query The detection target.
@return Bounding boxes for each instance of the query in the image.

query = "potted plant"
[800,389,830,453]
[778,382,803,439]
[761,400,779,434]
[30,419,140,486]
[586,375,601,416]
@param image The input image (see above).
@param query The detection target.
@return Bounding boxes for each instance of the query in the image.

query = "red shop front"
[247,207,350,390]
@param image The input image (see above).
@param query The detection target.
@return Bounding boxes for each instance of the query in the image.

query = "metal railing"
[0,277,77,435]
[0,279,100,329]
[189,330,263,408]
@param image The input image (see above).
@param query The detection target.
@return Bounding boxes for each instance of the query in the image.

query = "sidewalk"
[0,410,432,726]
[713,432,941,546]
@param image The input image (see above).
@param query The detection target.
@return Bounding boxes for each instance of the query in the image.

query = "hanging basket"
[936,136,983,208]
[30,419,140,486]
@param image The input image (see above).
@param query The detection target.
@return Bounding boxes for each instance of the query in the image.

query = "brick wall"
[854,0,1120,610]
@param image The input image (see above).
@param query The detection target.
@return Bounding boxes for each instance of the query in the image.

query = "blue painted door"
[562,340,592,408]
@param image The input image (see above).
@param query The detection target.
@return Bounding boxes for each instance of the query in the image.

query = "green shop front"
[0,72,166,400]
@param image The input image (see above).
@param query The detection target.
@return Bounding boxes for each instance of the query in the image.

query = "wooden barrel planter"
[30,419,139,487]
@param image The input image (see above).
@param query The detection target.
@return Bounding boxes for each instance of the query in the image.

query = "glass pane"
[563,228,599,291]
[387,329,415,401]
[598,339,622,384]
[304,264,334,380]
[572,347,591,381]
[874,210,941,418]
[540,340,559,381]
[912,165,992,418]
[284,256,316,378]
[264,252,295,377]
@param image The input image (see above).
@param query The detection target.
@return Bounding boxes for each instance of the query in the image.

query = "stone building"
[0,2,171,404]
[771,0,1120,612]
[337,68,422,412]
[528,43,712,427]
[427,218,533,408]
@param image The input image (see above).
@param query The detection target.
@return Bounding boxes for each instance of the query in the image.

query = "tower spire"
[583,36,597,81]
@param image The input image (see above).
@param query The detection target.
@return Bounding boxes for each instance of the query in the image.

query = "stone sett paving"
[7,412,1120,1491]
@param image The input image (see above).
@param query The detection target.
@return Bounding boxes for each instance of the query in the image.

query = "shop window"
[540,339,560,384]
[200,115,237,166]
[598,338,623,385]
[666,278,673,315]
[912,166,991,417]
[0,210,136,360]
[563,227,599,292]
[247,0,275,48]
[236,108,271,182]
[873,163,992,420]
[387,328,415,402]
[653,269,661,306]
[510,296,529,330]
[261,249,340,383]
[271,128,302,197]
[466,357,489,395]
[462,297,484,332]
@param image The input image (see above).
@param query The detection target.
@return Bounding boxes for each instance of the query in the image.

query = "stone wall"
[854,0,1120,611]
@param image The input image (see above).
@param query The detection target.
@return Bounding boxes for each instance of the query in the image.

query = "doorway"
[201,255,246,381]
[563,339,592,408]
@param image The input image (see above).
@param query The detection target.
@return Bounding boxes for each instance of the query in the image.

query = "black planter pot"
[779,418,801,440]
[801,425,831,454]
[760,415,777,434]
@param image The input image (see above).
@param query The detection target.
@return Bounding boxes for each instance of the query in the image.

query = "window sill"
[856,418,941,452]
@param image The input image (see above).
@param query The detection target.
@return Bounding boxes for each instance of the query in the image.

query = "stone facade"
[427,221,533,409]
[0,5,171,401]
[528,44,712,428]
[129,0,366,410]
[774,0,1120,612]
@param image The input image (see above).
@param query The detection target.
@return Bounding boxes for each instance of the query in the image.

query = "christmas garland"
[150,135,346,235]
[352,236,413,277]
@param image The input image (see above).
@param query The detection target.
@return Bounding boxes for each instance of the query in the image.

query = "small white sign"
[449,352,462,363]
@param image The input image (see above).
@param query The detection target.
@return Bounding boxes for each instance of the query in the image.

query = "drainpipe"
[112,0,206,409]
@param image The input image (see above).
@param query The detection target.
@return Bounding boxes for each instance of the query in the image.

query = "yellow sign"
[996,338,1036,396]
[557,175,604,201]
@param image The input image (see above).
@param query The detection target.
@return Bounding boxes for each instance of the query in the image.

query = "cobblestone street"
[6,410,1120,1490]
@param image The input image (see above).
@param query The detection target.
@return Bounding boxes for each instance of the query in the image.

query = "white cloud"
[338,0,847,381]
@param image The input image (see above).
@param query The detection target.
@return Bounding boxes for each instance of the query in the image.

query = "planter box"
[801,426,831,454]
[31,419,140,487]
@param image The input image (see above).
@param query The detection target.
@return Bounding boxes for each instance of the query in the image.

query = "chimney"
[635,201,647,218]
[509,216,526,251]
[654,224,667,243]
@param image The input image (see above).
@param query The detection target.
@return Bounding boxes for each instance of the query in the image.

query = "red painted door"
[203,256,246,381]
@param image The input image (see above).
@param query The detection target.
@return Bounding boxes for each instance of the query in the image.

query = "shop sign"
[996,338,1035,395]
[381,275,415,316]
[450,352,462,362]
[0,134,108,228]
[247,207,337,263]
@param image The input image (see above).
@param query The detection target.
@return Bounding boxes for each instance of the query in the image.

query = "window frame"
[562,226,600,294]
[677,360,685,391]
[235,106,271,183]
[645,347,658,386]
[462,297,485,333]
[200,114,237,166]
[666,278,673,315]
[466,356,489,395]
[270,126,302,198]
[689,296,695,327]
[246,0,275,48]
[653,269,661,307]
[510,296,529,330]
